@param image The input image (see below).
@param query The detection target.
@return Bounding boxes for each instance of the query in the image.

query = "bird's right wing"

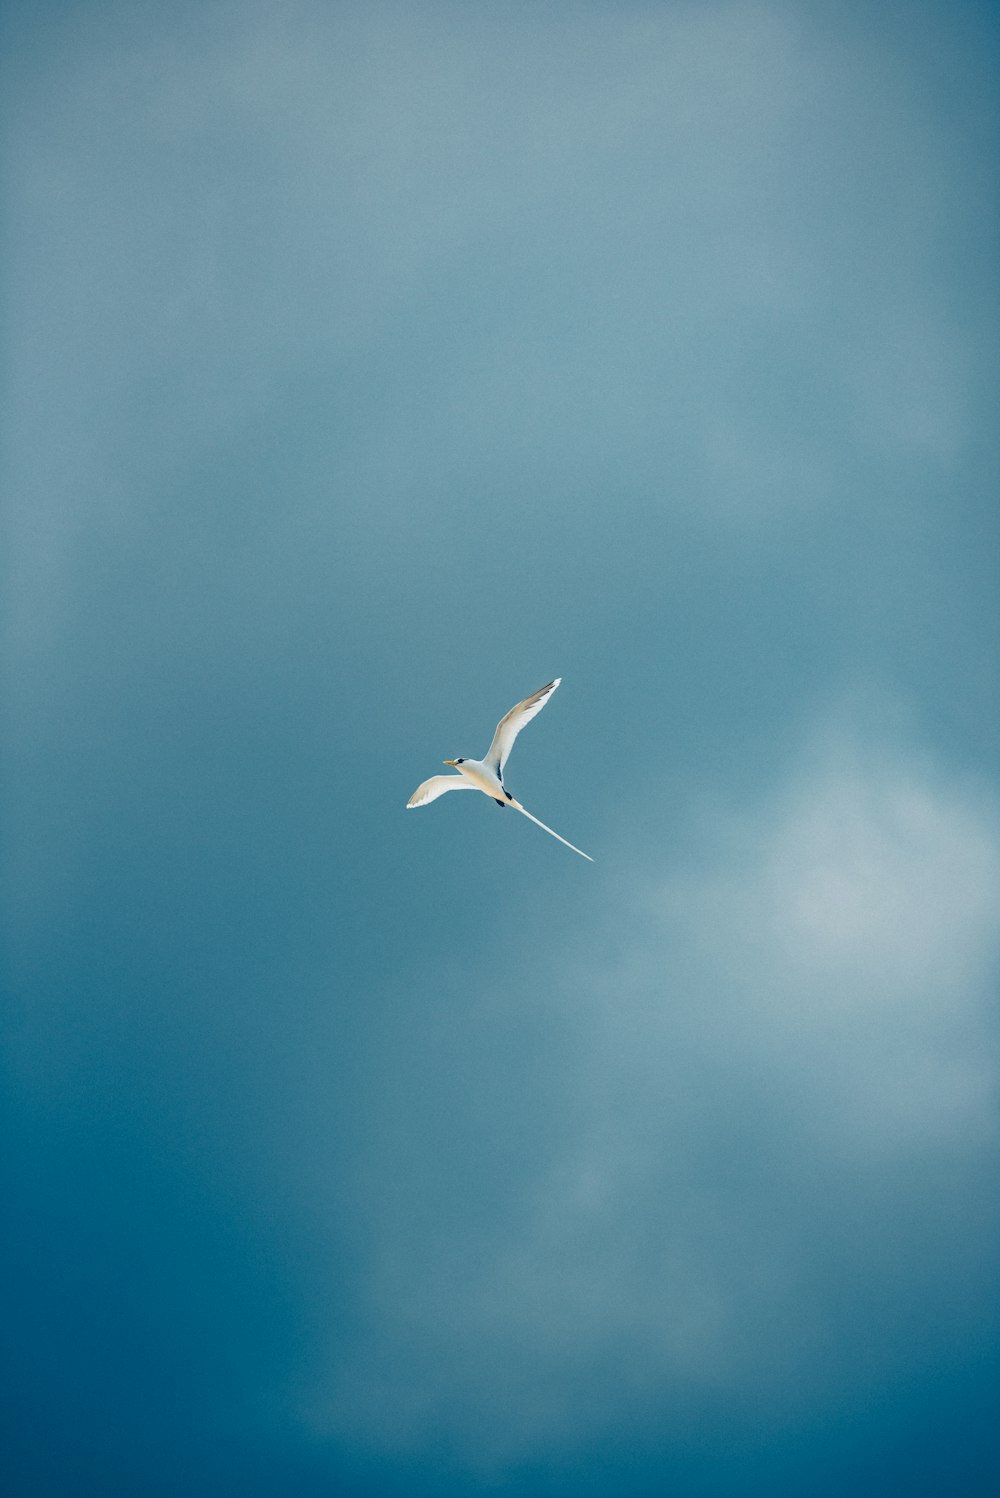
[483,677,561,774]
[406,775,477,809]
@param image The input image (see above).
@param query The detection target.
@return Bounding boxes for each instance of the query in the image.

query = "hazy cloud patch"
[305,711,1000,1469]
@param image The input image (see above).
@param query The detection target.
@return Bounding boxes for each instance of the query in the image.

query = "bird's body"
[406,678,593,861]
[450,758,507,800]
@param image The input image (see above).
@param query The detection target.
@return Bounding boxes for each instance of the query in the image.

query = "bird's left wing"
[483,677,561,775]
[407,775,477,809]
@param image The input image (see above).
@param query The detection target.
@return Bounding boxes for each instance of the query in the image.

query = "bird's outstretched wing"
[406,775,477,809]
[510,797,593,861]
[483,678,561,775]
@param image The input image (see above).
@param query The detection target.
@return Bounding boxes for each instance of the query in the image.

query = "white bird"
[406,678,594,861]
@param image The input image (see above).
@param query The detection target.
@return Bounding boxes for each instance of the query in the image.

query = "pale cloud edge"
[302,701,1000,1471]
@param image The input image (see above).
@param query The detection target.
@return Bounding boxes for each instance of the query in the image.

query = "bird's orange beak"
[443,759,457,766]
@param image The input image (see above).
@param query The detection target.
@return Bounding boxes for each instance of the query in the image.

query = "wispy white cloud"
[305,707,1000,1468]
[648,722,1000,1152]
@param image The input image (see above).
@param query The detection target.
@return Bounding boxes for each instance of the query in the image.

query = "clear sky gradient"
[3,2,999,1494]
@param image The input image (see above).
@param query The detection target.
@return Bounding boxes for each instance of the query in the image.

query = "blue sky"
[3,2,999,1494]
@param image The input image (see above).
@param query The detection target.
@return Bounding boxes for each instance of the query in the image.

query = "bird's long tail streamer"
[511,800,594,861]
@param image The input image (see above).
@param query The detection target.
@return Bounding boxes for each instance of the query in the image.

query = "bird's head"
[443,758,465,768]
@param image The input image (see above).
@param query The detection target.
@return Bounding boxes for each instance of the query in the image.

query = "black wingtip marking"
[494,799,506,807]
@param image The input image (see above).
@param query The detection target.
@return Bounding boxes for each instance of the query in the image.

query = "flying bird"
[406,678,594,861]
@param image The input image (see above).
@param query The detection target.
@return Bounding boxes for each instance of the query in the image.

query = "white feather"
[483,677,561,774]
[406,775,476,808]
